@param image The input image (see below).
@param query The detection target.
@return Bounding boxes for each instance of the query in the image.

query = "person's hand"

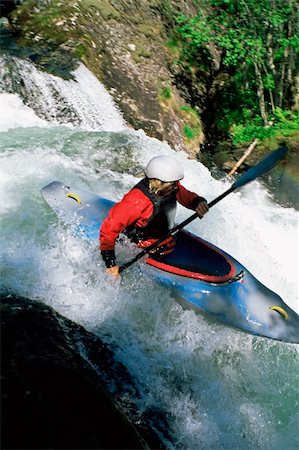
[196,200,209,219]
[106,265,120,277]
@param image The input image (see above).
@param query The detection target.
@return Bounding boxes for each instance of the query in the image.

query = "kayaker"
[100,155,209,276]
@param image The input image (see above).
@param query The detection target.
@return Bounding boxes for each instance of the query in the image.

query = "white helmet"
[145,155,184,182]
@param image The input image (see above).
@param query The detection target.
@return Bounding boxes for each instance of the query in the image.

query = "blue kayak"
[41,181,299,344]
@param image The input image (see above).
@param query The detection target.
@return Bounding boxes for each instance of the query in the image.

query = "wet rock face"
[1,294,163,449]
[84,2,204,157]
[0,1,21,18]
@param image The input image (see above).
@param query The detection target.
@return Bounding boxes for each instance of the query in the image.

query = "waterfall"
[0,55,126,131]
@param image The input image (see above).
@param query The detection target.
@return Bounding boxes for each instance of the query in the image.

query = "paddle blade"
[232,145,288,189]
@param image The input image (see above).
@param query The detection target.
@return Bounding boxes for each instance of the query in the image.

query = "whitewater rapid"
[1,57,298,450]
[2,93,296,311]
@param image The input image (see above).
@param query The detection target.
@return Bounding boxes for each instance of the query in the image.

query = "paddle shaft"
[119,145,287,273]
[119,186,234,272]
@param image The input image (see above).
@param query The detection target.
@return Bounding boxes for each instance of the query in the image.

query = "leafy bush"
[172,0,298,146]
[230,109,299,145]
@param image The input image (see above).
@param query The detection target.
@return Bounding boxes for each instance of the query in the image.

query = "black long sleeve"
[101,249,116,268]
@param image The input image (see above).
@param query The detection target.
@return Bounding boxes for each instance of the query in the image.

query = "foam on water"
[0,93,50,132]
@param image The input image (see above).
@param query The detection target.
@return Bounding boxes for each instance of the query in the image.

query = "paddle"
[119,145,288,273]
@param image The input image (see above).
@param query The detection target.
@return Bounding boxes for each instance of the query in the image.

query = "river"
[0,57,298,450]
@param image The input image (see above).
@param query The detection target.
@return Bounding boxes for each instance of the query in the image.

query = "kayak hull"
[41,181,299,344]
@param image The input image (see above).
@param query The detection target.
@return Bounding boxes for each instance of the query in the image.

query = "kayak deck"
[147,230,235,283]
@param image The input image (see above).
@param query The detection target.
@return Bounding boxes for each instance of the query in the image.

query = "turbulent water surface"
[0,57,298,450]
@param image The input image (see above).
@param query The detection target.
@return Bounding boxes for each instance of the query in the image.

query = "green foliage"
[263,74,275,91]
[230,124,274,145]
[183,125,199,140]
[180,105,199,117]
[180,106,200,140]
[272,108,299,127]
[230,109,299,145]
[73,44,86,59]
[175,13,212,63]
[171,0,298,144]
[162,86,172,99]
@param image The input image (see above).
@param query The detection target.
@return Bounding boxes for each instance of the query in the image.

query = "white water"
[1,58,298,449]
[0,57,126,132]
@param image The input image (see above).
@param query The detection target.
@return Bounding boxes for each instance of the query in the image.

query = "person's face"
[159,181,179,197]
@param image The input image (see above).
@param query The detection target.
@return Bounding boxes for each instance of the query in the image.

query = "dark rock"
[1,294,165,449]
[0,1,21,18]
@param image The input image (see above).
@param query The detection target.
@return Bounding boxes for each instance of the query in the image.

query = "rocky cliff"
[4,0,206,157]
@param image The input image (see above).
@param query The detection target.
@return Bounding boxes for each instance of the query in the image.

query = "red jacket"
[100,181,202,252]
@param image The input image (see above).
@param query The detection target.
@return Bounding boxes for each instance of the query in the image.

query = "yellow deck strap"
[66,193,81,204]
[270,306,288,320]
